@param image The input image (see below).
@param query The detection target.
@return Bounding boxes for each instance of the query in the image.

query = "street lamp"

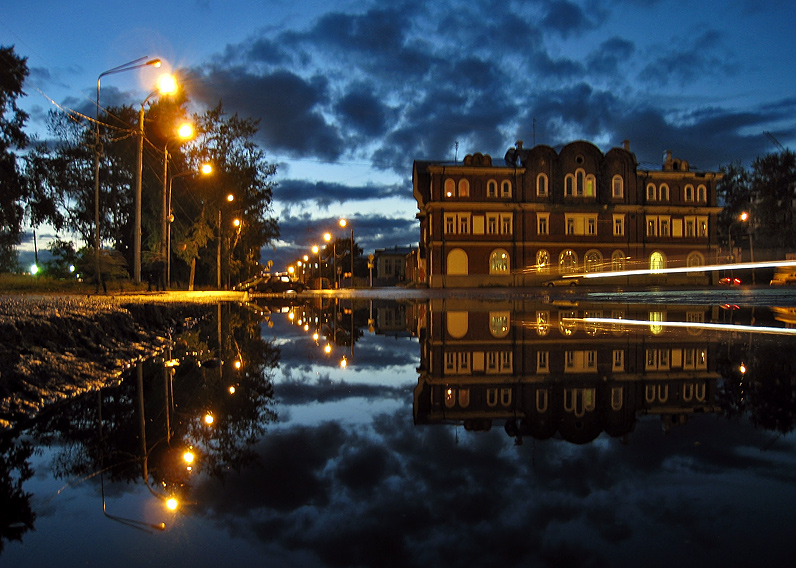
[134,73,178,284]
[339,218,354,288]
[218,194,234,289]
[162,123,194,288]
[166,162,212,287]
[312,245,320,288]
[740,211,755,283]
[94,57,161,292]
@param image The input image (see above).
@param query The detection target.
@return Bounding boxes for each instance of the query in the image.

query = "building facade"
[413,140,723,287]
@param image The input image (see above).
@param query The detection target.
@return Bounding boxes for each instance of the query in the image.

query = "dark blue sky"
[5,0,796,270]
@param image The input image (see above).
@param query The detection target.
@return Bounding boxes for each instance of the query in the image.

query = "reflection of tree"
[0,435,35,553]
[21,303,280,516]
[718,340,796,435]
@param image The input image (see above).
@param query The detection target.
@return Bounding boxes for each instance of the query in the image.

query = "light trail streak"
[563,317,796,336]
[578,260,796,280]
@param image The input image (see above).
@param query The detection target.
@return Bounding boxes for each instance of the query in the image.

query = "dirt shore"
[0,292,237,430]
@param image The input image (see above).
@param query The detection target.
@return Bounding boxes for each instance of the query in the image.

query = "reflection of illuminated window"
[458,389,470,407]
[500,388,512,406]
[565,350,598,372]
[444,387,455,407]
[490,312,510,337]
[585,251,602,273]
[487,388,498,407]
[564,388,596,417]
[447,311,469,338]
[650,252,665,272]
[611,309,625,333]
[649,311,664,334]
[611,251,625,272]
[559,310,577,335]
[560,250,578,273]
[584,310,601,335]
[536,311,550,336]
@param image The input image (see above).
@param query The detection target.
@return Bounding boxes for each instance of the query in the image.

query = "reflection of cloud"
[274,375,406,405]
[189,407,796,567]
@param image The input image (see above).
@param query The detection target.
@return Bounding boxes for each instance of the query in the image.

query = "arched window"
[487,180,497,197]
[659,184,669,201]
[447,249,468,275]
[584,250,603,273]
[537,173,548,196]
[489,249,510,274]
[612,175,623,198]
[536,249,550,273]
[458,179,470,197]
[447,311,468,338]
[697,184,707,202]
[585,174,596,197]
[559,250,578,273]
[650,251,666,272]
[500,180,512,197]
[687,251,705,275]
[565,174,574,196]
[444,179,455,198]
[646,183,656,201]
[684,184,694,201]
[576,169,585,195]
[611,250,626,272]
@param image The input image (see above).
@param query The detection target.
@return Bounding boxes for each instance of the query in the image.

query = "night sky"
[4,0,796,270]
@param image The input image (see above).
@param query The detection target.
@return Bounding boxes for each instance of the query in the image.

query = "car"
[233,270,270,292]
[719,276,741,285]
[256,273,306,293]
[542,277,579,287]
[770,271,796,285]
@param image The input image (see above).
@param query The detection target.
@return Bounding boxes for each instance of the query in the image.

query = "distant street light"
[339,218,354,288]
[94,57,161,291]
[134,73,178,283]
[218,194,234,289]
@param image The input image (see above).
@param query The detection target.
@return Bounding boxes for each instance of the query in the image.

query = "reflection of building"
[412,141,722,287]
[372,246,414,286]
[413,299,721,444]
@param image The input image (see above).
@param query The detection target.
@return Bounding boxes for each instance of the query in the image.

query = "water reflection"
[2,294,796,566]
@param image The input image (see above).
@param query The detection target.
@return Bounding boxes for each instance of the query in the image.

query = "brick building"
[412,140,723,287]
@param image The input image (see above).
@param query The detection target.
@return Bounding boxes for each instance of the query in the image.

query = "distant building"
[372,246,414,286]
[412,140,723,287]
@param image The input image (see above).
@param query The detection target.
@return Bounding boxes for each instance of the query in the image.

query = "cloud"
[638,29,736,87]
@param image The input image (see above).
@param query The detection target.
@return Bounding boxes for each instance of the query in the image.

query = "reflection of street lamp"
[134,73,178,283]
[94,57,161,292]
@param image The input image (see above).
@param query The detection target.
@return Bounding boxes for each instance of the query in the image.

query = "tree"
[0,46,30,271]
[176,103,279,288]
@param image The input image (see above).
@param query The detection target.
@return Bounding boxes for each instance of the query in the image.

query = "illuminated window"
[584,250,602,273]
[611,250,626,271]
[559,250,578,273]
[489,249,510,274]
[444,178,455,198]
[585,174,596,197]
[536,250,550,273]
[458,179,470,197]
[650,251,665,272]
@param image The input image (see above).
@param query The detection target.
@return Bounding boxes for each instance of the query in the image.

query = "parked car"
[770,271,796,285]
[719,276,741,285]
[256,273,306,293]
[542,277,579,287]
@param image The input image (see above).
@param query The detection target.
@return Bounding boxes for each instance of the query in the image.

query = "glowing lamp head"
[201,163,212,175]
[177,123,193,139]
[166,498,178,511]
[339,219,347,228]
[157,73,178,95]
[324,233,331,242]
[740,212,749,222]
[204,413,214,425]
[324,344,332,354]
[183,451,194,464]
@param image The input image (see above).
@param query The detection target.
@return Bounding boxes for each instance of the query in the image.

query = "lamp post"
[339,218,353,287]
[166,163,212,288]
[740,211,755,284]
[312,245,320,288]
[134,73,178,284]
[161,123,193,288]
[94,57,161,292]
[218,194,234,289]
